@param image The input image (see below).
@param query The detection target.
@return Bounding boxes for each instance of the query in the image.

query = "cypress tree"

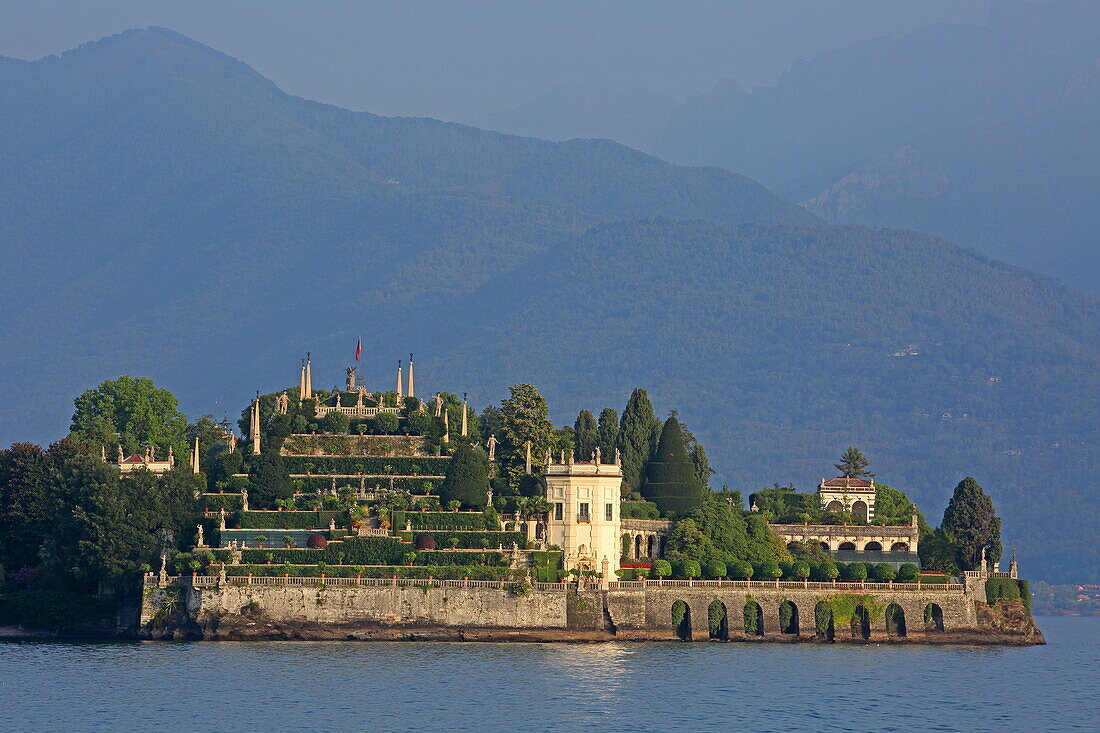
[941,476,1002,570]
[439,444,490,509]
[617,388,659,489]
[573,410,597,461]
[596,408,619,462]
[641,415,706,517]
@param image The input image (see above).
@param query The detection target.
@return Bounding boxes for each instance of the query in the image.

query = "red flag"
[355,337,362,361]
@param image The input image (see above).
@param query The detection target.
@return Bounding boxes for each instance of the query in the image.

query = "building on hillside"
[544,456,622,581]
[769,514,922,569]
[818,476,876,522]
[111,445,174,474]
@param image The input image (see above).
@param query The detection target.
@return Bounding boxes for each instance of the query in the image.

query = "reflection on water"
[1,617,1096,732]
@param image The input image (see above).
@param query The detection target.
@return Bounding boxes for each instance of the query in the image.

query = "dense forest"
[0,28,1095,583]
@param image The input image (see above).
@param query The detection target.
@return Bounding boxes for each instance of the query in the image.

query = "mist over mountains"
[479,1,1100,295]
[1,27,1097,582]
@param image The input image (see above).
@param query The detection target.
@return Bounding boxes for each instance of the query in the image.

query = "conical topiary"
[438,444,490,509]
[641,415,706,517]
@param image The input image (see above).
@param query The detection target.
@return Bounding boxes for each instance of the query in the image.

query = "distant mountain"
[651,1,1100,293]
[801,77,1100,292]
[470,84,679,152]
[0,28,1096,583]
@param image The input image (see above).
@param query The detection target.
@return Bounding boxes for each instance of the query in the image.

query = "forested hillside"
[0,28,1096,582]
[651,1,1100,293]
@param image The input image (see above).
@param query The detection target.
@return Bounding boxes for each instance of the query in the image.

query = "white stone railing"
[147,574,963,592]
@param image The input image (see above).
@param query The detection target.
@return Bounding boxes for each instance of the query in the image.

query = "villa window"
[605,503,613,521]
[554,503,563,521]
[578,502,590,522]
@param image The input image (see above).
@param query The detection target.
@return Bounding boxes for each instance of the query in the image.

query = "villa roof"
[821,476,874,489]
[122,454,147,464]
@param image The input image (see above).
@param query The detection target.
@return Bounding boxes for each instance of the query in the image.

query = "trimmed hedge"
[1018,579,1032,612]
[199,493,244,511]
[290,475,441,494]
[394,511,490,531]
[620,501,661,520]
[411,531,525,550]
[282,455,451,476]
[985,578,1020,603]
[415,551,507,567]
[222,564,522,580]
[238,510,343,530]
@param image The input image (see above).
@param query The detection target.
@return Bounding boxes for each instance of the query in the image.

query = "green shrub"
[872,563,896,582]
[408,531,524,550]
[791,561,811,580]
[704,561,727,579]
[986,578,1021,604]
[844,562,868,581]
[816,561,839,582]
[679,560,701,579]
[651,559,672,578]
[198,493,244,511]
[620,501,661,520]
[319,411,351,435]
[896,563,920,582]
[730,560,753,580]
[1017,579,1032,612]
[399,511,490,531]
[238,510,343,530]
[282,455,452,476]
[756,560,781,580]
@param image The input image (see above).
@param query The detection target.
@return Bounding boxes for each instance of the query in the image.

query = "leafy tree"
[641,415,707,517]
[319,410,350,435]
[818,561,839,582]
[897,563,920,582]
[730,560,754,580]
[70,376,188,458]
[573,410,597,461]
[373,412,399,435]
[247,453,293,507]
[872,563,896,582]
[873,483,926,526]
[680,560,701,579]
[678,416,714,489]
[919,527,963,575]
[787,540,831,565]
[616,389,660,489]
[651,559,672,578]
[479,405,503,443]
[0,442,52,571]
[756,560,781,580]
[844,562,868,581]
[704,560,727,579]
[497,384,553,488]
[665,518,711,563]
[438,444,490,509]
[941,476,1002,570]
[834,446,874,478]
[596,408,619,462]
[792,560,811,581]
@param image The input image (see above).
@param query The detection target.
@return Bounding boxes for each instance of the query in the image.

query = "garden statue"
[276,391,289,414]
[486,489,493,507]
[434,393,443,416]
[486,434,497,461]
[240,487,249,511]
[218,508,227,532]
[594,446,601,465]
[614,448,621,466]
[346,366,358,391]
[196,524,205,547]
[329,517,337,532]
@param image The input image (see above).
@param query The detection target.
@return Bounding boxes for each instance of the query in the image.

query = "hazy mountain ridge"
[0,28,1096,582]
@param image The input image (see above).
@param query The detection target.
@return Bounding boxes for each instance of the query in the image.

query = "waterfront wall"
[139,576,1026,643]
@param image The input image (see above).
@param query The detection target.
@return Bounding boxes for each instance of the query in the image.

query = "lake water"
[2,617,1096,732]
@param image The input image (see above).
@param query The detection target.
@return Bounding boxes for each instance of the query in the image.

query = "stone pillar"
[396,360,404,398]
[525,442,532,475]
[407,354,415,398]
[461,395,468,437]
[303,355,312,400]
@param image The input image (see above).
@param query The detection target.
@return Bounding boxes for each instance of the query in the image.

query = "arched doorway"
[852,500,869,522]
[924,603,945,632]
[708,598,728,640]
[648,535,659,557]
[826,500,844,513]
[814,601,835,641]
[885,603,906,637]
[852,605,871,639]
[671,600,692,640]
[839,542,856,551]
[820,542,830,551]
[891,542,909,552]
[779,600,799,634]
[744,600,764,636]
[864,541,882,551]
[634,535,643,559]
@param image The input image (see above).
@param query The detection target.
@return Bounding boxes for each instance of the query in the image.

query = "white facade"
[544,461,622,580]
